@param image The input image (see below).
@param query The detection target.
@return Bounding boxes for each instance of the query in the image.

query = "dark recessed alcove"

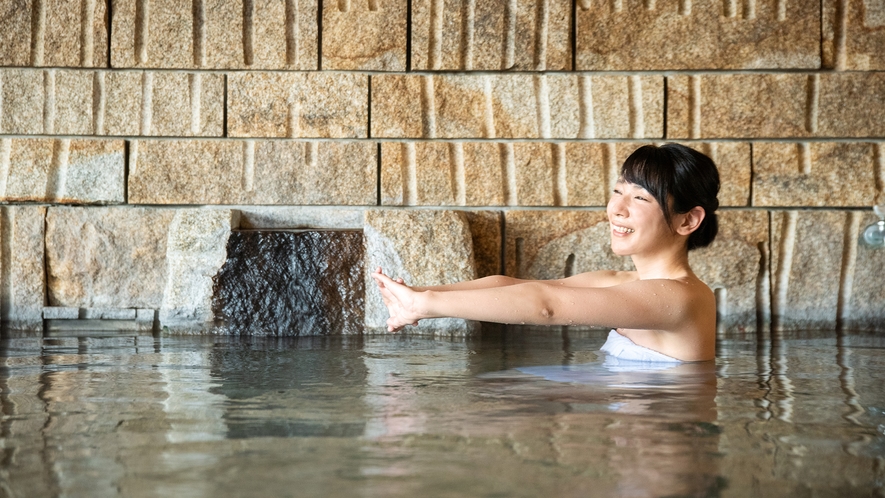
[211,230,365,335]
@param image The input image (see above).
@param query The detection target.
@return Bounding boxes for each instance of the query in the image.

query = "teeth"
[613,225,634,233]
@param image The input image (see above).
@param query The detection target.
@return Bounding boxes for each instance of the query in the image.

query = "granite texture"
[0,206,47,331]
[112,0,318,69]
[504,210,633,280]
[577,0,819,70]
[128,140,376,205]
[769,210,846,330]
[846,211,885,329]
[411,0,572,70]
[236,207,366,230]
[371,74,664,139]
[463,210,502,279]
[364,209,477,335]
[668,73,885,139]
[160,209,237,331]
[752,142,878,207]
[689,210,769,333]
[46,207,176,309]
[0,70,43,134]
[0,138,125,204]
[227,72,368,138]
[0,0,107,67]
[322,0,407,70]
[823,0,885,70]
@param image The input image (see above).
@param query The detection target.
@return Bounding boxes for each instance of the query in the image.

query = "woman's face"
[606,179,676,256]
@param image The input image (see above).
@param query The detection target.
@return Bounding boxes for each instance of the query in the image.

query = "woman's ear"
[675,206,706,236]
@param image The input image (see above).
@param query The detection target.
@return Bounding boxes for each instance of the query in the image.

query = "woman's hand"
[372,268,422,332]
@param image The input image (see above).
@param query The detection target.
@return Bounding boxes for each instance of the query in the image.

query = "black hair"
[620,143,720,251]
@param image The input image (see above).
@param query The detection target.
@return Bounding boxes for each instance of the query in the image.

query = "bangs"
[620,145,674,221]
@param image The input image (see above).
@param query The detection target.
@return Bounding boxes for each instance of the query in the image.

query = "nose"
[607,194,627,218]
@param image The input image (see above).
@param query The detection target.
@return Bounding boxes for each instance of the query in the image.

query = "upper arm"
[543,270,636,289]
[535,278,705,331]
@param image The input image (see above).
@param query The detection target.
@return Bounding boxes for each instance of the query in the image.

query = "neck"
[631,244,693,280]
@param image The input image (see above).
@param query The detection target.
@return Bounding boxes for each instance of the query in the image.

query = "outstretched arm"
[372,271,697,332]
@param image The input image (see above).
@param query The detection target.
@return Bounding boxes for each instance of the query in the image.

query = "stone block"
[845,211,885,330]
[112,0,318,69]
[227,72,368,138]
[696,142,751,207]
[0,138,125,204]
[0,0,107,67]
[160,209,237,331]
[82,308,137,320]
[372,74,663,139]
[463,211,502,279]
[504,210,633,280]
[46,207,177,309]
[211,230,365,335]
[381,142,616,207]
[668,73,885,139]
[128,140,376,205]
[817,73,885,138]
[769,210,847,330]
[322,0,407,70]
[102,71,143,136]
[411,0,572,70]
[43,307,79,319]
[823,0,885,70]
[752,142,878,207]
[236,207,365,230]
[52,70,94,135]
[0,1,32,66]
[364,209,477,335]
[0,206,46,332]
[147,72,225,136]
[689,211,769,333]
[577,0,819,70]
[0,70,44,134]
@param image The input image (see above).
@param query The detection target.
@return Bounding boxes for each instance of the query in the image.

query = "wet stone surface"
[211,230,365,335]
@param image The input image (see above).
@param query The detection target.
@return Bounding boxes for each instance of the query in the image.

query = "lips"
[612,224,635,234]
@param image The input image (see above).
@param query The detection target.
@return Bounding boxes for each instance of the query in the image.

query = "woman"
[372,143,721,362]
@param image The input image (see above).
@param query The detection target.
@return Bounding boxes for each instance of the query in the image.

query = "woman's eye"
[635,196,647,201]
[613,189,622,195]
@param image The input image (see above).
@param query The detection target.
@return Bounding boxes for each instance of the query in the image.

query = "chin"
[609,241,632,256]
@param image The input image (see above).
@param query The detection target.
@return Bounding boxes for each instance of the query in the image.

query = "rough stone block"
[668,73,885,139]
[82,308,137,320]
[0,70,44,134]
[227,72,368,138]
[160,209,237,331]
[43,307,79,320]
[112,0,318,69]
[102,71,143,136]
[382,142,616,207]
[411,0,572,70]
[666,74,811,139]
[696,142,751,207]
[463,211,502,279]
[128,140,376,205]
[236,207,365,230]
[577,0,819,70]
[364,209,476,335]
[211,230,365,335]
[372,74,663,139]
[823,0,885,70]
[46,207,177,309]
[0,206,46,331]
[0,1,32,66]
[753,142,878,207]
[322,0,407,70]
[504,210,633,280]
[147,72,225,136]
[52,70,94,135]
[845,211,885,330]
[689,211,769,333]
[817,73,885,137]
[0,0,107,67]
[0,138,125,204]
[769,210,847,330]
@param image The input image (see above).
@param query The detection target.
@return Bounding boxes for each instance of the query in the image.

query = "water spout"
[861,204,885,249]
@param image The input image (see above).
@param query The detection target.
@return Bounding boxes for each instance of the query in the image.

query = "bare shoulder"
[549,270,638,288]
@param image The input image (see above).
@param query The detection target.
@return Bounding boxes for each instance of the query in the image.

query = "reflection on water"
[0,327,884,497]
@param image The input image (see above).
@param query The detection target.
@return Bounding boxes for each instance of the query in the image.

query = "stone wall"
[0,0,883,335]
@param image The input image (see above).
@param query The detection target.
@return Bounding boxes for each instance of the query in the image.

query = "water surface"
[1,327,883,497]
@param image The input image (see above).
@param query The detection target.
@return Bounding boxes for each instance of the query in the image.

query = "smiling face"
[606,179,679,257]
